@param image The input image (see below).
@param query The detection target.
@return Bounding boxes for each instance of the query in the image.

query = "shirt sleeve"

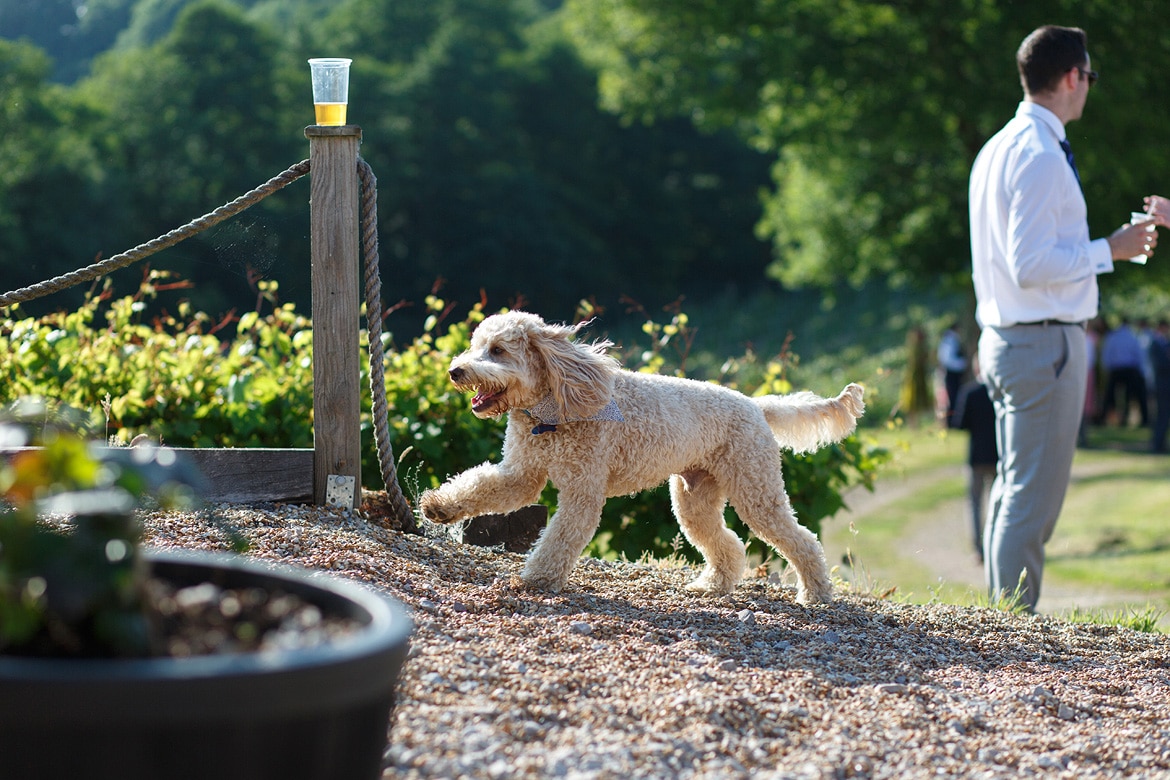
[1088,238,1113,274]
[1006,151,1111,288]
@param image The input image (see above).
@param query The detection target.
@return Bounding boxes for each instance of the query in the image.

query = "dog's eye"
[490,345,506,357]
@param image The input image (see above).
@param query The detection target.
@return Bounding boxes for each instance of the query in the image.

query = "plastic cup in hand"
[1130,212,1156,265]
[308,58,352,126]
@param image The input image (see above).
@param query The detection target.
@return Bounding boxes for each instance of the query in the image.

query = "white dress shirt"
[969,102,1114,328]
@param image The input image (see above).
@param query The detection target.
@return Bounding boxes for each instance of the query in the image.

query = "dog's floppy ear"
[530,320,618,420]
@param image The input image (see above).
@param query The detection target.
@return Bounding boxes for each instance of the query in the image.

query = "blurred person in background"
[1149,320,1170,453]
[936,320,969,426]
[951,355,998,563]
[1100,316,1148,428]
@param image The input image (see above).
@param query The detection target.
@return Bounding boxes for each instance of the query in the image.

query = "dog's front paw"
[518,573,565,593]
[518,561,569,593]
[418,489,461,524]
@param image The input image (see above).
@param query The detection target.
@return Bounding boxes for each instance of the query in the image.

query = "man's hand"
[1107,220,1158,262]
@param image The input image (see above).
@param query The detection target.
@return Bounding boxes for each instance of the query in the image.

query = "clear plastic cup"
[308,58,352,126]
[1130,211,1155,265]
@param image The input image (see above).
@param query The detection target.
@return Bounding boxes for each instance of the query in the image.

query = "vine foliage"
[1,277,887,564]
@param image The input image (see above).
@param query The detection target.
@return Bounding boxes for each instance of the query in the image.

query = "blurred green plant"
[0,397,206,658]
[0,271,314,450]
[0,274,502,498]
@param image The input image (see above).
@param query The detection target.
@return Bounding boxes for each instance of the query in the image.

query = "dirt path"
[823,458,1155,617]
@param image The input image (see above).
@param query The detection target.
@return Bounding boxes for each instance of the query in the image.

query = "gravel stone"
[137,500,1170,779]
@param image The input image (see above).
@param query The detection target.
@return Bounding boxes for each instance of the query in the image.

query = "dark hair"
[1016,25,1088,95]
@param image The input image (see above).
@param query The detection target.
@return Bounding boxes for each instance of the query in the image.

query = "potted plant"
[0,398,412,780]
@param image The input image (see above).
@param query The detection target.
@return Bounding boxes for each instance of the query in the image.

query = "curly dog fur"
[419,311,865,604]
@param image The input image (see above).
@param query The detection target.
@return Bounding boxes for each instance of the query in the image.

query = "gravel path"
[139,500,1170,780]
[141,500,1170,779]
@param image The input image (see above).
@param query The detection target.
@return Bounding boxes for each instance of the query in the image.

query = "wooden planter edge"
[4,447,314,505]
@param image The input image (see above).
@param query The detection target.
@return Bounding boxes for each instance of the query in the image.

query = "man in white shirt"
[969,25,1156,611]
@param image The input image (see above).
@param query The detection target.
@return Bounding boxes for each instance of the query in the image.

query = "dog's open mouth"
[471,387,506,415]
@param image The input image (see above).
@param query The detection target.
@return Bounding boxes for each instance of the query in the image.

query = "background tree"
[67,1,306,315]
[0,0,139,83]
[0,40,117,311]
[6,0,1169,327]
[560,0,1170,294]
[319,0,775,324]
[2,0,777,326]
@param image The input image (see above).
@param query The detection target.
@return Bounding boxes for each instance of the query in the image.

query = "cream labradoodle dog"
[419,311,865,604]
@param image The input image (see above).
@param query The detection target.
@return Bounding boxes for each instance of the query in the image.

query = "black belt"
[1014,319,1085,328]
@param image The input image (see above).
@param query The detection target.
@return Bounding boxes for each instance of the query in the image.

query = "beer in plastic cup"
[308,58,352,126]
[1130,211,1155,265]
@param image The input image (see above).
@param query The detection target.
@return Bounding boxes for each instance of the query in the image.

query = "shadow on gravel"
[498,570,1135,688]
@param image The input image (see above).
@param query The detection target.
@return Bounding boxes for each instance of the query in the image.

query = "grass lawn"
[824,422,1170,631]
[1048,432,1170,607]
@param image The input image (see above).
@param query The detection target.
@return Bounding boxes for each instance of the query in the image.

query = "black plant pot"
[0,550,412,780]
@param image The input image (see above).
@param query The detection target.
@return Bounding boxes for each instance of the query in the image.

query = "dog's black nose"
[449,367,465,382]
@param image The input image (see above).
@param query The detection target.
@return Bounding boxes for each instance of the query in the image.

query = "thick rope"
[0,160,312,310]
[1,156,417,530]
[358,158,416,532]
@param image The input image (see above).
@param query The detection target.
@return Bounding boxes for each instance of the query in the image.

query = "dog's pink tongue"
[472,390,496,411]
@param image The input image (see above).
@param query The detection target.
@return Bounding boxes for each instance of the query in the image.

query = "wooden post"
[305,125,362,508]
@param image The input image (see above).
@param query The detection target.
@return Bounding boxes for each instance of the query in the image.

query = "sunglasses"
[1077,67,1099,87]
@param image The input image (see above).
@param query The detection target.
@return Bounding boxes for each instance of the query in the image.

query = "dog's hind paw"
[795,581,835,605]
[684,569,737,596]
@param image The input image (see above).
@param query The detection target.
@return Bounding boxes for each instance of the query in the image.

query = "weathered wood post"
[305,125,362,508]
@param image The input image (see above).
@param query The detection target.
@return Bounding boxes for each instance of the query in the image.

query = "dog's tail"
[755,383,865,453]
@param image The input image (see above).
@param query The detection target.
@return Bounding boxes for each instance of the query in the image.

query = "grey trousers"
[978,323,1086,611]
